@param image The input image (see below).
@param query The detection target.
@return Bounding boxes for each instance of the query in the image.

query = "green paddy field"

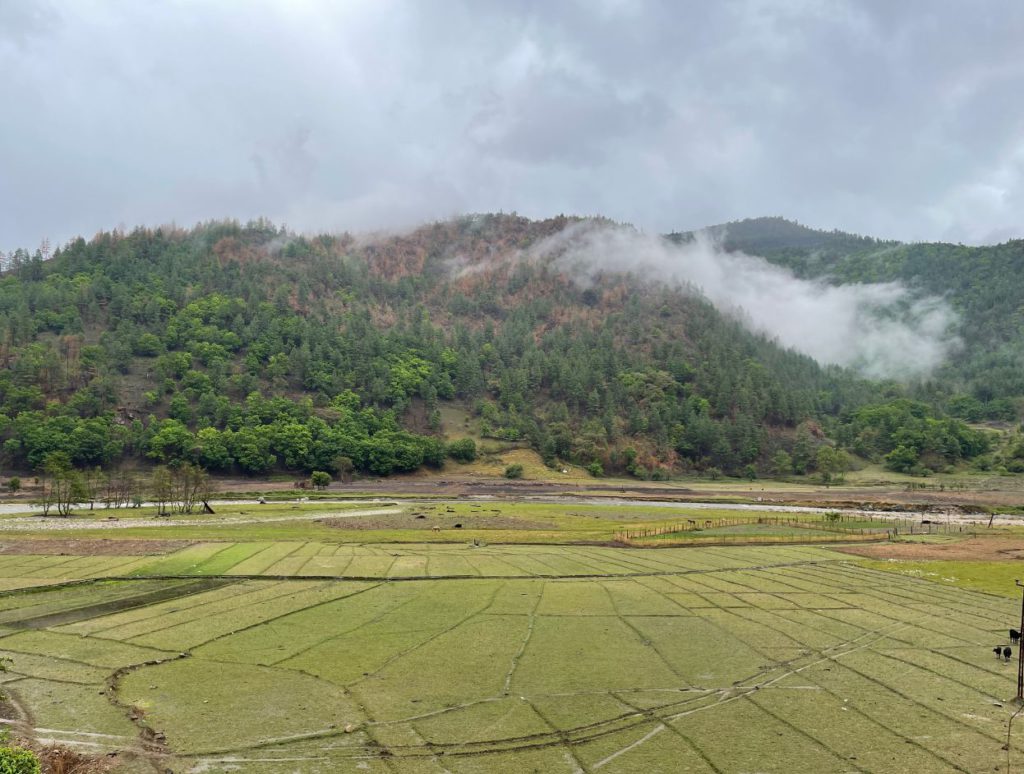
[0,501,1018,772]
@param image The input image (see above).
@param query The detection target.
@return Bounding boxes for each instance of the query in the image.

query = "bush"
[310,471,332,490]
[447,438,477,463]
[504,463,524,479]
[0,746,41,774]
[5,478,19,493]
[586,461,603,478]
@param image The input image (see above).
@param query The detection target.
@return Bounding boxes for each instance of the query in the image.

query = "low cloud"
[532,223,958,379]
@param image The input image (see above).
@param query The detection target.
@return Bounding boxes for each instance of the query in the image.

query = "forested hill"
[0,215,998,482]
[682,217,1024,422]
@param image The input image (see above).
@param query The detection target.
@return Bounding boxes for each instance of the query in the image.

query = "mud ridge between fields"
[0,557,845,586]
[0,577,238,628]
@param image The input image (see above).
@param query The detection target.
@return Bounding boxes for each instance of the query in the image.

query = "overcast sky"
[2,0,1022,253]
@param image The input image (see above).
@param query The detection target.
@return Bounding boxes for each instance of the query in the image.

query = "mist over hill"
[0,213,1015,482]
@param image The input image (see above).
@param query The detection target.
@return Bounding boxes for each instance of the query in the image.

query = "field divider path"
[764,563,1013,630]
[797,564,1017,635]
[743,691,870,773]
[96,554,851,583]
[502,590,542,695]
[266,583,427,668]
[193,581,385,655]
[603,582,692,687]
[610,692,725,773]
[520,697,589,774]
[347,583,501,691]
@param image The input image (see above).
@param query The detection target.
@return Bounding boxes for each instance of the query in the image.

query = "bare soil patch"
[0,539,192,556]
[836,537,1024,562]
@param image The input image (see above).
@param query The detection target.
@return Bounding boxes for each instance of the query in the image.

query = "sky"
[2,0,1023,254]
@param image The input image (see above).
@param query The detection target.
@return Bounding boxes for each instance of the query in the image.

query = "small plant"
[0,746,40,774]
[0,658,39,774]
[5,478,19,494]
[587,461,604,478]
[504,463,524,479]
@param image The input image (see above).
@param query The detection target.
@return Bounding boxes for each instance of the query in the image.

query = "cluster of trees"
[37,454,208,516]
[0,215,1005,484]
[836,400,991,475]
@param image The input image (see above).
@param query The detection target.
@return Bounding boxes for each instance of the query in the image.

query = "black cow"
[996,646,1004,658]
[1011,629,1021,645]
[1005,646,1013,662]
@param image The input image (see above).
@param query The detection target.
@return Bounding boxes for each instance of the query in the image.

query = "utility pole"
[1016,580,1024,702]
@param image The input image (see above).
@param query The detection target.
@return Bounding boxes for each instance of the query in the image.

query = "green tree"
[447,438,477,463]
[150,466,173,515]
[770,450,792,478]
[310,470,332,490]
[147,419,195,464]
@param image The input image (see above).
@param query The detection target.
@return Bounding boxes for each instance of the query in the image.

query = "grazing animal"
[454,523,462,529]
[996,646,1004,658]
[432,525,440,532]
[1011,629,1021,645]
[1005,646,1013,662]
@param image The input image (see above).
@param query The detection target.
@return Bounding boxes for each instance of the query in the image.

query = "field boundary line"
[502,590,541,694]
[63,556,848,583]
[267,582,428,667]
[613,692,725,773]
[744,692,870,772]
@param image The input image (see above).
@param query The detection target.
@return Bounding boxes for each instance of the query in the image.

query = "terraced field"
[0,540,1019,772]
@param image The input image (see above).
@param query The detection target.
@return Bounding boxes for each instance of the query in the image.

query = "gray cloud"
[1,0,1023,253]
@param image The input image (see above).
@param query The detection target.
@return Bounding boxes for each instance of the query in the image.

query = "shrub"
[5,478,19,493]
[447,438,477,463]
[0,746,41,774]
[586,461,603,478]
[310,471,332,490]
[504,463,524,479]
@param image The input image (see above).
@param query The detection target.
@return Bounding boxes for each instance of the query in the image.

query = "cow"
[1011,629,1021,645]
[995,646,1004,658]
[1005,646,1013,662]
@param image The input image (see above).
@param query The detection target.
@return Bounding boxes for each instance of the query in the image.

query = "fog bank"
[533,223,958,380]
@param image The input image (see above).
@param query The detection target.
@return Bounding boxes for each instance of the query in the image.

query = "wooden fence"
[614,512,979,546]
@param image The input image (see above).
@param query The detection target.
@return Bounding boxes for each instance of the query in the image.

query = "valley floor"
[0,494,1020,772]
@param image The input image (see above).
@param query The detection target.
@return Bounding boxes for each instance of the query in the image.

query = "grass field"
[0,530,1020,773]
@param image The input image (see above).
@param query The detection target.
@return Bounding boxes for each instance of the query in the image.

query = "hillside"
[689,217,1024,421]
[0,214,997,482]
